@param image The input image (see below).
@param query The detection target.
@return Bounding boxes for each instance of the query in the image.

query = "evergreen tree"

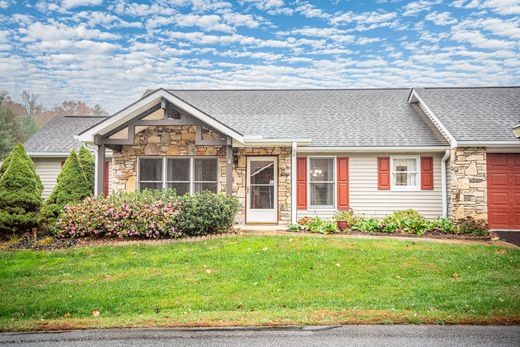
[40,150,91,229]
[0,144,43,193]
[78,145,95,193]
[0,148,41,235]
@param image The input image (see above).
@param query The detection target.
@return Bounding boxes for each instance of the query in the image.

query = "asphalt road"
[1,326,519,347]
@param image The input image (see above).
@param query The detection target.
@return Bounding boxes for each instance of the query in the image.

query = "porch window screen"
[138,157,218,194]
[194,158,218,193]
[138,158,163,190]
[309,158,334,208]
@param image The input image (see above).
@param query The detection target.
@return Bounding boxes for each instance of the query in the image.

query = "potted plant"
[334,209,358,232]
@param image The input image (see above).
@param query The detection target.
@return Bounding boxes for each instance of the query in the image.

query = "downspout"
[291,142,297,225]
[441,149,450,218]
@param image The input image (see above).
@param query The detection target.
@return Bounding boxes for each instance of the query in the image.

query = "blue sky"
[0,0,519,112]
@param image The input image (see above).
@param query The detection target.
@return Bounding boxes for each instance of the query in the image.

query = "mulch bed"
[345,230,496,241]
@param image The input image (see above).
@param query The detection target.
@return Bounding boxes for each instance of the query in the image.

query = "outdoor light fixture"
[513,123,520,138]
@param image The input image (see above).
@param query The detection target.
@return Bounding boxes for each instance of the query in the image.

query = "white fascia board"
[457,141,520,147]
[297,146,449,153]
[27,152,113,158]
[233,138,312,147]
[77,89,245,143]
[409,89,458,148]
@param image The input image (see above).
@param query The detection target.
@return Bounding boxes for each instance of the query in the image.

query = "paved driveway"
[496,231,520,247]
[1,326,519,347]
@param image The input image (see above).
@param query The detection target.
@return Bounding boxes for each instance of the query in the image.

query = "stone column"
[449,147,487,221]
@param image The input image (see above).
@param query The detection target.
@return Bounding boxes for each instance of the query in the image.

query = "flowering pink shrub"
[55,190,181,239]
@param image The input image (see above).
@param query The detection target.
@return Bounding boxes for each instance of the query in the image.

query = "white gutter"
[297,146,449,153]
[441,149,450,218]
[291,142,297,225]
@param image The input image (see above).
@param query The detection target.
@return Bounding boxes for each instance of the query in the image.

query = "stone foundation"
[111,125,292,225]
[449,147,487,221]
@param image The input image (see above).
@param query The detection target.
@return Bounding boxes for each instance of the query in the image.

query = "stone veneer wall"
[448,147,487,221]
[111,125,292,225]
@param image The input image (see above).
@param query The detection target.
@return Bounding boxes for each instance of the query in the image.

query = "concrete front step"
[234,224,288,233]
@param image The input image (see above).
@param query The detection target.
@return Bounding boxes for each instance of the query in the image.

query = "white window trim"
[137,156,219,194]
[307,156,336,209]
[390,155,421,191]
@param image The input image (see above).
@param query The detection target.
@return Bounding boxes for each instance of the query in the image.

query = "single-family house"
[25,87,520,230]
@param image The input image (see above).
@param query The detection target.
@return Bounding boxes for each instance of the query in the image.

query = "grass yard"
[0,235,519,331]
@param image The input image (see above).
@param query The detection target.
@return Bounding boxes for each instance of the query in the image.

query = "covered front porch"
[77,89,302,226]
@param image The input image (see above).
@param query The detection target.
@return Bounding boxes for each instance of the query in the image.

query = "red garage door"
[487,153,520,230]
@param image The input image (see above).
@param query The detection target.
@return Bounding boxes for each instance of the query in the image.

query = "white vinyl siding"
[33,157,113,200]
[297,153,443,220]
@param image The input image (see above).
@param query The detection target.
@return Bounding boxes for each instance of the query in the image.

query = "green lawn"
[0,236,519,331]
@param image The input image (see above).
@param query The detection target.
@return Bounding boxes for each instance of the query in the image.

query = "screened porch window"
[391,157,419,190]
[309,157,335,208]
[138,157,218,194]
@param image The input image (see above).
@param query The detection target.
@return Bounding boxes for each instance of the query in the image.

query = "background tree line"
[0,90,109,160]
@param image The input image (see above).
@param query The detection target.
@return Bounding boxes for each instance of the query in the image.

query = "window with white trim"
[138,157,218,194]
[391,156,419,190]
[309,157,335,208]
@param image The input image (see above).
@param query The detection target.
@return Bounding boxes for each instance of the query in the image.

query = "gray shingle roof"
[417,87,520,143]
[168,89,449,147]
[24,116,106,154]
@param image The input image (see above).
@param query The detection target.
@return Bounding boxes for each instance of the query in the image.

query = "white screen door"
[246,157,277,223]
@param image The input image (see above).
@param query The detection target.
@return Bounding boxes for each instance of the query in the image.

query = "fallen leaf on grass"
[496,249,508,254]
[452,273,459,280]
[205,269,213,274]
[92,309,100,317]
[63,313,71,319]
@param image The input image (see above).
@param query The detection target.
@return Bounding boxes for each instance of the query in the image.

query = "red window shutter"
[421,157,434,190]
[104,161,109,197]
[337,157,349,210]
[296,157,307,210]
[378,157,390,190]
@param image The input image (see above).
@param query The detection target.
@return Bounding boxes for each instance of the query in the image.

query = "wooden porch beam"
[95,144,105,197]
[103,103,161,139]
[225,137,233,195]
[134,118,197,126]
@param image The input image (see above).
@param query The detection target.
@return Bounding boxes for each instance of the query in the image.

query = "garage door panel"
[489,173,508,187]
[489,154,508,166]
[489,192,508,205]
[487,153,520,230]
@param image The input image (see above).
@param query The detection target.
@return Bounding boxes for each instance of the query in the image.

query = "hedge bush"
[78,145,95,194]
[0,148,42,235]
[40,149,92,230]
[55,190,239,239]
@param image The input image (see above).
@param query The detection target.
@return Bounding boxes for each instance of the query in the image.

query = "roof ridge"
[166,88,411,91]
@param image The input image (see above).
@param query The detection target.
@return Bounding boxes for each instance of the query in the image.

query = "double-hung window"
[138,157,218,194]
[309,157,335,208]
[391,156,420,190]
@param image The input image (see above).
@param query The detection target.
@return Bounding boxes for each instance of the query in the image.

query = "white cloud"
[19,22,120,42]
[0,1,9,9]
[425,11,457,25]
[451,29,515,49]
[295,3,330,19]
[62,0,103,9]
[482,0,520,15]
[402,0,441,16]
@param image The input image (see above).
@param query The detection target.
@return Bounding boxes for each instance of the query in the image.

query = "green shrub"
[428,218,455,233]
[456,217,489,236]
[0,144,43,193]
[78,145,95,194]
[298,216,337,234]
[287,224,300,232]
[0,149,42,236]
[334,208,363,225]
[174,192,240,236]
[381,209,426,233]
[351,218,382,233]
[40,150,92,230]
[55,190,239,239]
